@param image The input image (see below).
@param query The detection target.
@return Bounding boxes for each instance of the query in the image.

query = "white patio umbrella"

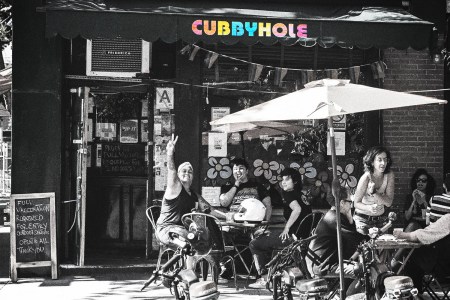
[210,79,447,299]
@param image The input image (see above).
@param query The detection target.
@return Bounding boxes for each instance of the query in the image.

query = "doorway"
[67,87,151,264]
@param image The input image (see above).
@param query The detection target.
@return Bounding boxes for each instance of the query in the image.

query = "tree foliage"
[0,0,11,47]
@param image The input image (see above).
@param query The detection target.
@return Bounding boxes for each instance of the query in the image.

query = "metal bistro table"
[217,220,269,275]
[375,234,422,274]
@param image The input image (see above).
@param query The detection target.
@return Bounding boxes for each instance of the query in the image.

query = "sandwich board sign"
[10,192,57,282]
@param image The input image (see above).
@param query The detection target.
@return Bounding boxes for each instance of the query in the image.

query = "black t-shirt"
[221,180,269,212]
[282,189,312,235]
[305,210,365,277]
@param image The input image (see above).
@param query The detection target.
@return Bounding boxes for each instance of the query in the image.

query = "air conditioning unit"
[86,38,151,77]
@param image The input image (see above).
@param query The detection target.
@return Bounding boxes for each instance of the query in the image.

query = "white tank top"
[356,172,388,216]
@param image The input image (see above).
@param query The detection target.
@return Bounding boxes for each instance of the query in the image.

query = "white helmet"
[234,198,266,222]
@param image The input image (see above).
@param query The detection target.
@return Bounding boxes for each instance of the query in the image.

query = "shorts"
[353,212,387,235]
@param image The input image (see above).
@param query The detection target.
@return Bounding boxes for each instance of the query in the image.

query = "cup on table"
[393,228,403,237]
[421,209,427,219]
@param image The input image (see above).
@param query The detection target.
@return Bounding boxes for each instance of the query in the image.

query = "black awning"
[42,0,434,50]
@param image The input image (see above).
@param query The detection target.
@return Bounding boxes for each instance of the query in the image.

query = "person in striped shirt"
[393,173,450,294]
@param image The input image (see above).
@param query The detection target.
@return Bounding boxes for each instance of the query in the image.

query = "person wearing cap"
[155,135,217,249]
[248,167,312,288]
[393,173,450,294]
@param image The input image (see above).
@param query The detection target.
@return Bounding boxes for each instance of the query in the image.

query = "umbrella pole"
[328,117,345,300]
[239,131,245,158]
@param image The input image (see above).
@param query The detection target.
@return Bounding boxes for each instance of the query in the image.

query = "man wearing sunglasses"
[305,186,365,278]
[394,173,450,294]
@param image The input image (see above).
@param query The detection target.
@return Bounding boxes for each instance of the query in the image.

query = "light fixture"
[433,53,442,63]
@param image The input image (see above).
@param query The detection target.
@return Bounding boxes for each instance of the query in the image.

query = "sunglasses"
[417,178,428,183]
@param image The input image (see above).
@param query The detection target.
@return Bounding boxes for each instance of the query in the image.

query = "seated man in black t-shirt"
[219,158,271,220]
[218,158,271,279]
[305,187,365,277]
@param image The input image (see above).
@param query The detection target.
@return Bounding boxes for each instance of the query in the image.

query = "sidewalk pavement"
[0,272,274,300]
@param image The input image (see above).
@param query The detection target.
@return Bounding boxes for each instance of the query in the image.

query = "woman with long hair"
[403,168,436,231]
[353,146,395,235]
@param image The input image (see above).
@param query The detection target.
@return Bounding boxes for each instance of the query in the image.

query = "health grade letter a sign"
[156,87,174,110]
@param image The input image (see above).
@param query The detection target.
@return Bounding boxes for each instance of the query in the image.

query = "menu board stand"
[10,193,57,282]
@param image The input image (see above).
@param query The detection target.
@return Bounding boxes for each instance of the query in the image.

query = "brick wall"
[382,47,444,224]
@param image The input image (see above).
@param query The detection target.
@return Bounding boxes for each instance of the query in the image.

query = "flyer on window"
[327,131,346,156]
[208,132,227,157]
[201,186,221,207]
[211,107,230,130]
[120,119,139,143]
[141,120,148,142]
[96,123,116,141]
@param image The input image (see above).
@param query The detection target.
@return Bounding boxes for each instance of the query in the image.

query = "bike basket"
[296,278,328,300]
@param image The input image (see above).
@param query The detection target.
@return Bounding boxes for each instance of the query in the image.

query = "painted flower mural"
[333,163,358,191]
[206,157,232,179]
[289,161,317,179]
[253,159,284,184]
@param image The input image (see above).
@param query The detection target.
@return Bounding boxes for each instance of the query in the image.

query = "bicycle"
[141,221,220,300]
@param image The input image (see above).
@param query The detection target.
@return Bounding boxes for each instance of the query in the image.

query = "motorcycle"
[265,234,318,300]
[141,216,220,300]
[348,212,418,300]
[266,212,418,300]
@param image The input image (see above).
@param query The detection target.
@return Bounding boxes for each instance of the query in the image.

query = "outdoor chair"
[423,274,450,300]
[295,211,325,240]
[181,212,238,289]
[145,205,176,270]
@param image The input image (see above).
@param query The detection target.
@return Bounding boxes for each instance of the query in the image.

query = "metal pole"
[328,117,345,300]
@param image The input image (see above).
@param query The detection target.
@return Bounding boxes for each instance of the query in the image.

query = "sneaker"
[219,264,233,280]
[248,277,267,289]
[218,277,229,285]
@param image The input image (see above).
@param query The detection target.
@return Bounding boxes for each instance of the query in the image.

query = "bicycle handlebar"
[265,234,317,268]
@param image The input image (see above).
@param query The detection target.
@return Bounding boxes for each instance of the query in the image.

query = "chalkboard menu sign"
[10,193,57,282]
[102,143,146,176]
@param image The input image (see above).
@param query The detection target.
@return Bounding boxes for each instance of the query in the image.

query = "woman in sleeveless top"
[353,146,395,235]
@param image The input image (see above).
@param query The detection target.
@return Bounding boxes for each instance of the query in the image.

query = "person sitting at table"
[155,135,219,250]
[353,146,395,235]
[219,157,272,220]
[218,157,272,280]
[393,173,450,294]
[247,168,312,288]
[403,168,436,230]
[391,169,436,269]
[305,186,365,278]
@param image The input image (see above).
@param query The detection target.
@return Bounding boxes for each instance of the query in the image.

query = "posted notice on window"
[208,132,227,157]
[327,131,346,156]
[211,107,230,130]
[202,186,221,207]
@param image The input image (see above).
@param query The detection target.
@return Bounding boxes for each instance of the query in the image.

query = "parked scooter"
[141,218,220,300]
[348,212,418,300]
[266,212,418,300]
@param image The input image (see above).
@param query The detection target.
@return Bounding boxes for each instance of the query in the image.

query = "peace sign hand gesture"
[166,134,178,156]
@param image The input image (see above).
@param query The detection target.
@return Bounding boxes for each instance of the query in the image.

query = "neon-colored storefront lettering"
[191,20,308,39]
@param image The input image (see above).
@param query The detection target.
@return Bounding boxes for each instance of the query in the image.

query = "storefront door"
[82,90,149,260]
